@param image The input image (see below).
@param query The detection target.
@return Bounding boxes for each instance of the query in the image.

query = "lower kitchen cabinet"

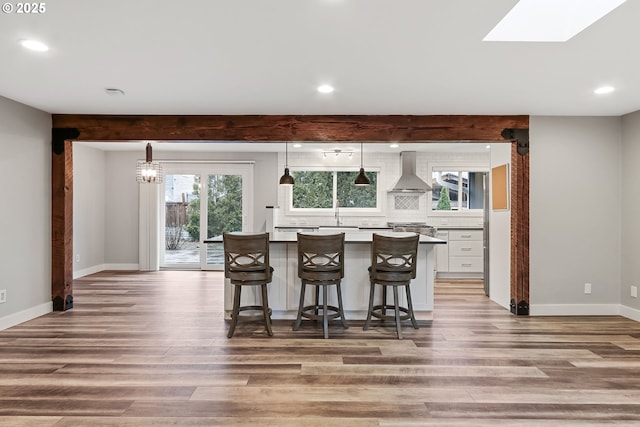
[435,229,484,277]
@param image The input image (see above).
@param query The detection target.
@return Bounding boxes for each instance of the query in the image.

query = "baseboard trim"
[0,301,53,331]
[73,263,139,279]
[620,305,640,322]
[530,304,621,316]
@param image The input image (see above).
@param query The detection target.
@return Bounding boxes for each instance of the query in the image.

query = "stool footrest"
[298,304,342,322]
[369,304,413,322]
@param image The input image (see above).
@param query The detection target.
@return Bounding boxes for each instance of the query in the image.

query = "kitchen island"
[206,230,446,321]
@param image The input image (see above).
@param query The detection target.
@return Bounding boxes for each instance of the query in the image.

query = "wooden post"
[52,128,79,311]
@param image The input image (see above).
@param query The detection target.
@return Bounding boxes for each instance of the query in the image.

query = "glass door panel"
[162,174,201,267]
[203,174,243,269]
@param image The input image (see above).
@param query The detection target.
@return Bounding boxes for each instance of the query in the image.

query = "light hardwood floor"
[1,271,640,426]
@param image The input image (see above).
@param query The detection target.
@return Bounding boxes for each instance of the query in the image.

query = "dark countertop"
[205,230,446,245]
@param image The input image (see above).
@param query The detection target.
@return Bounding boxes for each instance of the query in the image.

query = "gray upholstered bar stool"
[293,232,348,339]
[364,232,420,339]
[223,232,274,338]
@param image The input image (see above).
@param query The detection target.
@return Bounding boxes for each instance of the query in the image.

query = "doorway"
[160,163,254,270]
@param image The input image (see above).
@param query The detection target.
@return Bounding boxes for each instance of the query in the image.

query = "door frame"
[50,115,529,312]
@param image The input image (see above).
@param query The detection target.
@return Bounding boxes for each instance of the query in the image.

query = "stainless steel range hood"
[389,151,432,193]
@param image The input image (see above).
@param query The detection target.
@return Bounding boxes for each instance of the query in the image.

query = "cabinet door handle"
[461,234,472,238]
[462,263,472,267]
[461,247,472,251]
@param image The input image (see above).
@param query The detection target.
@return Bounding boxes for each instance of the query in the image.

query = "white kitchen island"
[208,230,445,321]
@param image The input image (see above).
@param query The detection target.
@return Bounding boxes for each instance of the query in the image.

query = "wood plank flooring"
[1,271,640,426]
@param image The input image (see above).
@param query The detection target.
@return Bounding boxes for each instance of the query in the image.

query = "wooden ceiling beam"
[52,114,529,142]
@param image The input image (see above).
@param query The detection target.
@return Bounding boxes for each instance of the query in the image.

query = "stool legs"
[227,284,273,338]
[261,284,273,336]
[294,282,348,338]
[363,281,375,331]
[363,282,419,339]
[227,285,242,338]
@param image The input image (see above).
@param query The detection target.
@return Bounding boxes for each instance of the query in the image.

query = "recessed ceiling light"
[20,39,49,52]
[484,0,627,42]
[389,143,399,148]
[594,86,615,95]
[317,84,334,94]
[486,145,491,149]
[292,143,302,148]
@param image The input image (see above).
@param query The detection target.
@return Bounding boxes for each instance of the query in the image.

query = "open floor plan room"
[1,271,640,426]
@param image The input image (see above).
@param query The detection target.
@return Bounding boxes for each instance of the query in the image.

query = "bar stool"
[364,233,420,339]
[293,232,348,339]
[223,232,274,338]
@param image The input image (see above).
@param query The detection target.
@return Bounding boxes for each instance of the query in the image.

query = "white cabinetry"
[436,229,483,277]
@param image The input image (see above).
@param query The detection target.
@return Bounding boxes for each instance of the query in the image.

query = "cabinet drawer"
[449,257,484,272]
[448,230,482,241]
[448,240,483,257]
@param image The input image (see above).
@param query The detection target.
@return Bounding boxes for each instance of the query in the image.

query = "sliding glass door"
[161,163,253,270]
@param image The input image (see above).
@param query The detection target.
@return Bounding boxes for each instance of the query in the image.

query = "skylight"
[484,0,627,42]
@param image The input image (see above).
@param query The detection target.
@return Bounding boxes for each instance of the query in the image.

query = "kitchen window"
[432,170,485,211]
[290,170,379,210]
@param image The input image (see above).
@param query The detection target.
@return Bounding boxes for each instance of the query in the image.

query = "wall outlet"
[632,285,638,298]
[584,283,592,294]
[75,254,80,263]
[0,289,6,304]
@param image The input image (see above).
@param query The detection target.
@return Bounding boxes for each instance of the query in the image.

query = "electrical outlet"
[632,286,638,298]
[75,254,80,263]
[584,283,592,294]
[0,289,6,304]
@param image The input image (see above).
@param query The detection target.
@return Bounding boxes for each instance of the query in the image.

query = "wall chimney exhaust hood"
[389,151,432,193]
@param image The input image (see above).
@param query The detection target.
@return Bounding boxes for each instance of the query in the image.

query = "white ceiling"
[1,0,639,117]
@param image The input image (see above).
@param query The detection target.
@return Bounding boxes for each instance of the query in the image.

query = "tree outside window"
[292,170,378,209]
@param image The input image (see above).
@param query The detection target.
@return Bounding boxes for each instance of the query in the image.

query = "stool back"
[223,232,272,283]
[297,233,345,282]
[370,233,419,283]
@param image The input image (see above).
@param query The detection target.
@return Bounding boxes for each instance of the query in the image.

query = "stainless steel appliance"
[387,222,437,237]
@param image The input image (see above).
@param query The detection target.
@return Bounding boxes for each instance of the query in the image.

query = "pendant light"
[136,143,164,184]
[354,141,371,186]
[279,142,295,185]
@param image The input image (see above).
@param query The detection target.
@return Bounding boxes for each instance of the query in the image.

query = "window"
[291,170,378,209]
[432,170,485,211]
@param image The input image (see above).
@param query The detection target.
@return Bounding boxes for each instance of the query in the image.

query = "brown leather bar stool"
[223,232,274,338]
[293,232,348,339]
[364,233,420,339]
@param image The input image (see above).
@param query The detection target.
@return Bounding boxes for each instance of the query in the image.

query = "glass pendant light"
[136,143,164,184]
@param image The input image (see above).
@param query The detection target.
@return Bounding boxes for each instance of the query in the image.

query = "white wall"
[73,150,279,270]
[73,145,106,277]
[530,116,622,315]
[0,96,52,330]
[621,110,640,318]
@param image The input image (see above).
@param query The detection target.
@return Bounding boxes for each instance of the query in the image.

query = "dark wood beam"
[509,137,530,315]
[52,114,529,142]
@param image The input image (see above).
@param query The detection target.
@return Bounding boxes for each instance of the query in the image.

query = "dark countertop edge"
[205,234,446,245]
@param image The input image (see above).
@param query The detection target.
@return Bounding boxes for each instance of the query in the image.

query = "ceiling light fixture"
[317,84,335,94]
[389,143,400,148]
[594,86,615,95]
[20,39,49,52]
[293,143,302,148]
[323,149,353,159]
[354,142,371,186]
[136,143,164,184]
[279,143,294,185]
[484,0,627,42]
